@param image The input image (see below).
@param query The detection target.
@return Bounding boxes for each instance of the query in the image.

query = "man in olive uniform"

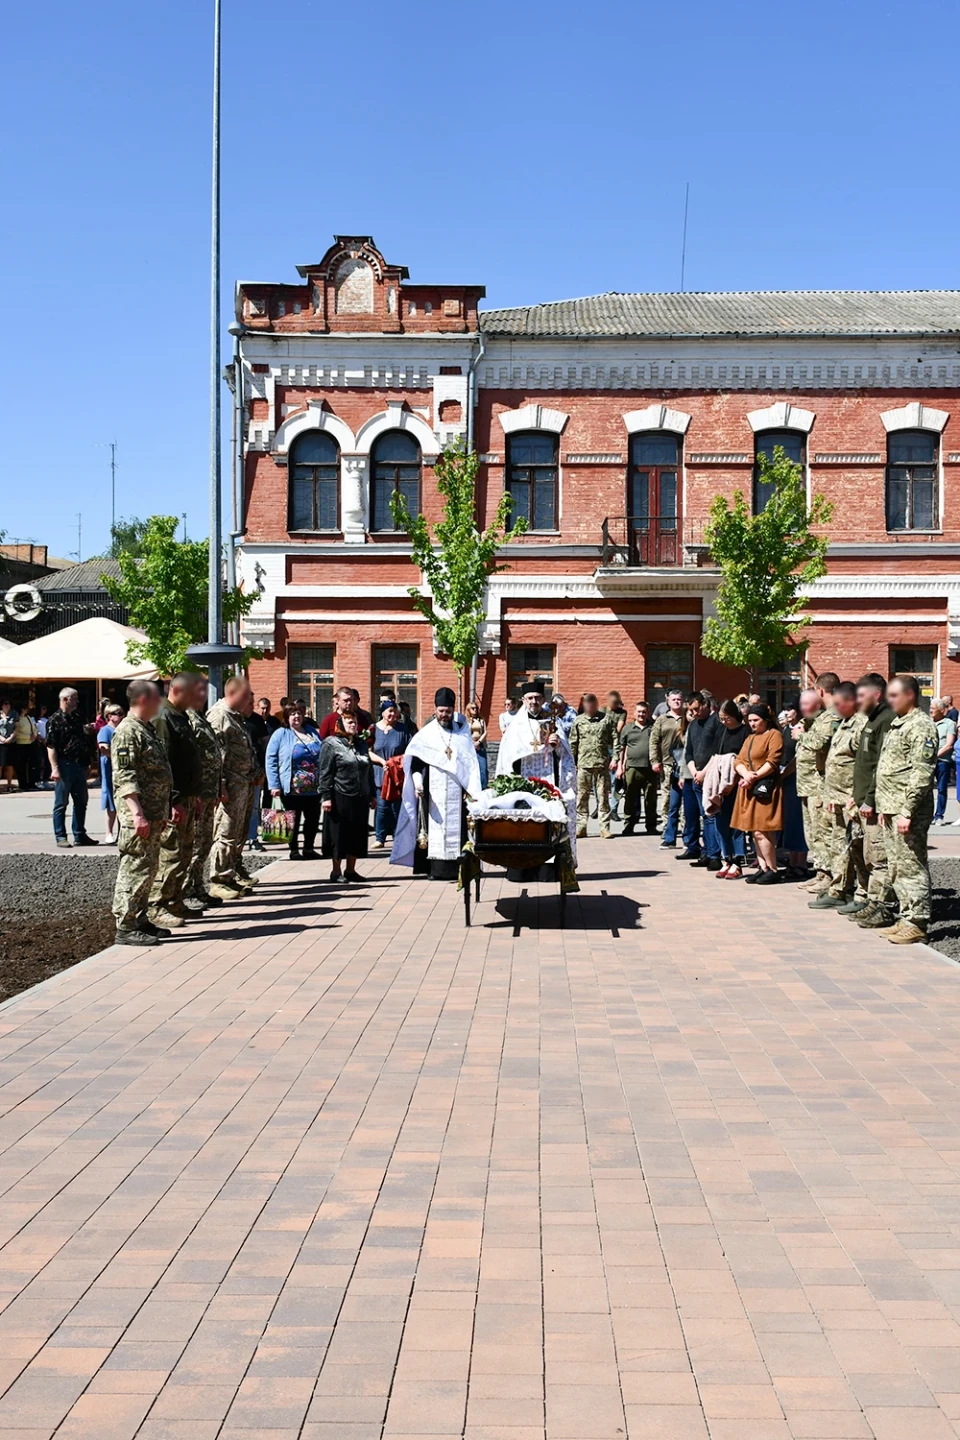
[650,689,683,832]
[148,673,204,930]
[792,672,840,893]
[208,675,259,900]
[852,673,898,929]
[570,694,619,839]
[186,674,225,910]
[875,673,939,944]
[111,679,173,947]
[809,682,867,911]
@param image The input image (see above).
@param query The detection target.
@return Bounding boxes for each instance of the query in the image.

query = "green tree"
[701,445,833,685]
[108,515,150,559]
[101,514,253,676]
[390,439,528,701]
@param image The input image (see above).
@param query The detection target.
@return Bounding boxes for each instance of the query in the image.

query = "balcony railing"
[600,516,705,568]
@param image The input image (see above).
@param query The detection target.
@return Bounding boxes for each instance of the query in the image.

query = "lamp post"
[187,0,242,691]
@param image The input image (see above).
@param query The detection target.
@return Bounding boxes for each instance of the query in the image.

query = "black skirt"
[321,793,370,860]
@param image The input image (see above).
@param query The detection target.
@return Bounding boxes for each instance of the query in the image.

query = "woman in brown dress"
[733,704,784,885]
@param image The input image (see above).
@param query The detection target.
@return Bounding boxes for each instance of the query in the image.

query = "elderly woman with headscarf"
[733,703,784,884]
[318,711,377,883]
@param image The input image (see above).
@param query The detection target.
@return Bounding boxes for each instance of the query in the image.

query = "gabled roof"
[34,560,123,592]
[479,290,960,339]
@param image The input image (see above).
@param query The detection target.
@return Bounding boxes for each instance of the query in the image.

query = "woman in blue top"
[371,701,411,847]
[97,703,124,844]
[265,700,323,858]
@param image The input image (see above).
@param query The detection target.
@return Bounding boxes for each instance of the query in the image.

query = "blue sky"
[2,0,958,561]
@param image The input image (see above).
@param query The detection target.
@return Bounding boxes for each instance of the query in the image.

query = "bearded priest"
[391,687,481,880]
[495,685,578,855]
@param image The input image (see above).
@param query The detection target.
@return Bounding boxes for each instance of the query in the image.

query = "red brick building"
[237,235,960,721]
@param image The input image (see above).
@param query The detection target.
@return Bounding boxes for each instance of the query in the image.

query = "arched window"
[628,432,680,563]
[506,432,558,531]
[754,429,805,513]
[372,431,421,531]
[290,431,339,531]
[886,429,938,531]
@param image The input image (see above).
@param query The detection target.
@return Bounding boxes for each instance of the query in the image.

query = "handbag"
[747,738,778,803]
[261,794,296,844]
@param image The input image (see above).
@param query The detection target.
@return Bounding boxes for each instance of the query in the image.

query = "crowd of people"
[497,673,942,945]
[3,665,950,949]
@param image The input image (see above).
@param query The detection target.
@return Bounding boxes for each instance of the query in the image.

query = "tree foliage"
[90,516,151,561]
[101,514,253,676]
[390,439,528,687]
[701,446,833,676]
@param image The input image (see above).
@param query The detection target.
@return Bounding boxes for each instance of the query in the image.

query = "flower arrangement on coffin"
[489,774,563,801]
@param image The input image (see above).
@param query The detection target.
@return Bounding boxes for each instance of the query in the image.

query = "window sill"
[289,530,342,537]
[885,529,943,537]
[509,530,562,538]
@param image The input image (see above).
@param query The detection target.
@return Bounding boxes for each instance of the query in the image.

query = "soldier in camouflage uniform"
[874,674,939,943]
[186,675,225,909]
[809,682,867,911]
[651,690,683,828]
[792,673,841,893]
[110,679,173,947]
[852,673,898,930]
[208,675,259,900]
[148,674,203,931]
[570,696,619,838]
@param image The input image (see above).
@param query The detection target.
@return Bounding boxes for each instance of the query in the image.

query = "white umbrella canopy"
[0,618,158,682]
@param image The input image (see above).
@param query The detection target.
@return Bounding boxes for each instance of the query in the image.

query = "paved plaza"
[0,838,958,1439]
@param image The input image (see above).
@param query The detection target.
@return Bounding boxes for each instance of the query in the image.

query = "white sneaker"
[953,818,960,827]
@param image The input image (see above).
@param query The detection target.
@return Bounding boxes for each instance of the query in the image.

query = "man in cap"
[495,684,578,852]
[392,686,481,880]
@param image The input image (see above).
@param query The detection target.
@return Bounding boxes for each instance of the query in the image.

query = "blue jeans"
[692,780,720,859]
[935,759,950,820]
[375,797,401,842]
[248,785,262,840]
[478,750,488,789]
[714,788,745,865]
[53,760,89,840]
[663,776,700,851]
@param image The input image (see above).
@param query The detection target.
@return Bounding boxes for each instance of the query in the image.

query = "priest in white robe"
[392,687,481,880]
[495,686,578,856]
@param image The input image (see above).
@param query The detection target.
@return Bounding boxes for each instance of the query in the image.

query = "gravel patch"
[0,849,277,1002]
[927,857,960,962]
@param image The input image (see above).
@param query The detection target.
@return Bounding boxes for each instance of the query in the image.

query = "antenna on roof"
[680,182,690,292]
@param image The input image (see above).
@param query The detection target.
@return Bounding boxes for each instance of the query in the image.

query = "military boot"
[808,892,850,910]
[116,928,158,947]
[207,880,243,902]
[147,905,185,930]
[137,916,171,939]
[857,907,896,929]
[836,897,870,916]
[194,888,223,907]
[885,920,928,944]
[848,903,878,923]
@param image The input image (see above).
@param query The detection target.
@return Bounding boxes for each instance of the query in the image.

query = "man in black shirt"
[684,691,723,869]
[46,687,97,848]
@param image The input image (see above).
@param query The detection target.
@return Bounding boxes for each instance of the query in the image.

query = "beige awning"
[0,618,158,682]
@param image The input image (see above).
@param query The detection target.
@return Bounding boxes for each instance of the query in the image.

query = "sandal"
[726,865,742,880]
[715,864,731,879]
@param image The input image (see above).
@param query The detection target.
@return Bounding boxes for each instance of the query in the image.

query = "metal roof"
[478,290,960,339]
[34,560,123,592]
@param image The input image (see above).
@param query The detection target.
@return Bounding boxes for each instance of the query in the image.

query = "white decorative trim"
[354,402,441,460]
[279,612,428,624]
[340,455,368,543]
[687,453,751,464]
[277,584,413,598]
[565,453,624,465]
[622,404,691,436]
[814,453,881,464]
[497,403,569,436]
[502,612,702,623]
[880,401,949,433]
[273,401,356,456]
[746,401,815,434]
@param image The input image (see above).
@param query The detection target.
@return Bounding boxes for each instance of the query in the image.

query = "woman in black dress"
[318,712,377,882]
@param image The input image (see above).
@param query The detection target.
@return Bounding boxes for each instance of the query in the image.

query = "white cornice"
[880,401,949,433]
[747,401,815,434]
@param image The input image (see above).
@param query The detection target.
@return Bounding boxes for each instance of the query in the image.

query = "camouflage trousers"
[112,820,163,930]
[861,814,894,909]
[801,794,832,875]
[881,812,932,925]
[576,765,611,831]
[824,804,868,899]
[211,781,253,884]
[187,798,217,897]
[658,770,671,823]
[149,800,197,909]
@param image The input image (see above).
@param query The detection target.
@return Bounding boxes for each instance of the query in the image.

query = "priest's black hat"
[435,686,457,708]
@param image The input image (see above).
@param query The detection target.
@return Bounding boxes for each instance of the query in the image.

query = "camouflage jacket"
[570,711,618,768]
[111,714,172,822]
[794,706,840,799]
[875,707,938,818]
[207,699,257,784]
[187,708,223,801]
[822,712,866,805]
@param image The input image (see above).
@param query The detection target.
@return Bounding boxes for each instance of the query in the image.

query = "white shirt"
[499,709,517,736]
